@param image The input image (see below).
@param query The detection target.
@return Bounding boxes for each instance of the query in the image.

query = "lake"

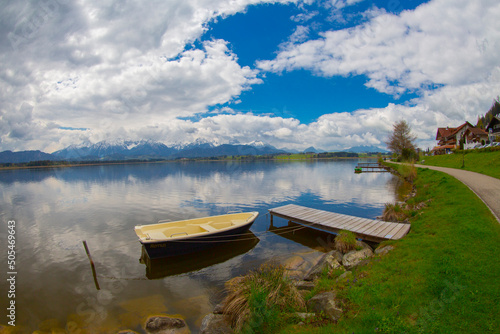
[0,159,404,333]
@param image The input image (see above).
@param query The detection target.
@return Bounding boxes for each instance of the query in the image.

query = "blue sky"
[204,1,420,122]
[1,0,499,152]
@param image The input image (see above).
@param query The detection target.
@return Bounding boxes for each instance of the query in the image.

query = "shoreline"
[0,155,387,171]
[283,162,500,333]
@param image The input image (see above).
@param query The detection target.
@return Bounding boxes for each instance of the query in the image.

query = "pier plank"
[326,215,360,229]
[373,222,400,239]
[392,224,411,239]
[351,219,379,233]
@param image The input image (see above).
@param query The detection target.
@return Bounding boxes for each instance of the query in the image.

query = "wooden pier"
[355,162,390,173]
[268,204,410,243]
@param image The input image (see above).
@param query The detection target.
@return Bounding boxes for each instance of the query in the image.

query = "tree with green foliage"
[386,120,417,161]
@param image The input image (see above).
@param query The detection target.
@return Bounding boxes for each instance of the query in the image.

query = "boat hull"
[141,220,255,259]
[140,231,260,278]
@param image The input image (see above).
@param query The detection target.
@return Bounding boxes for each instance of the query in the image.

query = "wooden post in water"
[82,240,100,290]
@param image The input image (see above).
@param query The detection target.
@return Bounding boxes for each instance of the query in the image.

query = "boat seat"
[230,219,245,225]
[200,223,218,232]
[146,231,168,240]
[210,222,234,229]
[162,225,205,237]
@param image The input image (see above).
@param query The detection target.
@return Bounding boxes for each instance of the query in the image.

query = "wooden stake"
[83,240,100,290]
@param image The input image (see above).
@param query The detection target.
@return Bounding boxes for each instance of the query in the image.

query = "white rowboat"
[135,211,259,258]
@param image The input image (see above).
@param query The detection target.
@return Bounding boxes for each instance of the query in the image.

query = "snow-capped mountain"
[52,140,177,160]
[245,140,268,147]
[48,139,286,161]
[175,137,225,148]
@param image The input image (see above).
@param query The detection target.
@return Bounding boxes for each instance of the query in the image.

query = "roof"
[435,121,476,140]
[466,127,488,136]
[486,115,500,129]
[449,121,474,137]
[436,127,456,140]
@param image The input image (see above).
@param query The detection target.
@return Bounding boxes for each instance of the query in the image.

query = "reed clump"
[399,163,417,183]
[382,202,408,222]
[334,230,358,253]
[382,199,428,222]
[222,262,305,332]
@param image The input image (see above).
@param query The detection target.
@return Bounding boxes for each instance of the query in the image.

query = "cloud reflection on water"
[0,160,400,331]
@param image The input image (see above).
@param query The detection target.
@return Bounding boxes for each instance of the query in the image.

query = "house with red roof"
[432,122,488,155]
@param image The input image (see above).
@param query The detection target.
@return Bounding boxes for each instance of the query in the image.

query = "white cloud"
[39,39,261,123]
[287,25,311,44]
[259,0,500,95]
[329,0,365,11]
[1,0,499,153]
[254,0,500,149]
[291,10,318,23]
[0,0,297,151]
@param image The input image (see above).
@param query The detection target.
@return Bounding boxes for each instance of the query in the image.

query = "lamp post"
[461,134,465,168]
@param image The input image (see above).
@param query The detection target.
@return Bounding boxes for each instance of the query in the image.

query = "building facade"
[432,122,488,155]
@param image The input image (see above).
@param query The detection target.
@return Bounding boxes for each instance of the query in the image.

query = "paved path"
[411,164,500,223]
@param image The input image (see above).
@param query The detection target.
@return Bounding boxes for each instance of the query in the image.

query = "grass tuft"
[222,262,305,332]
[381,202,407,222]
[334,230,358,253]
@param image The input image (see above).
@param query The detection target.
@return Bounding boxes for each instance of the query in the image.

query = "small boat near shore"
[140,231,260,279]
[135,211,259,258]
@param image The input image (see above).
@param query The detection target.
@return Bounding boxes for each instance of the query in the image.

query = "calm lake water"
[0,159,403,333]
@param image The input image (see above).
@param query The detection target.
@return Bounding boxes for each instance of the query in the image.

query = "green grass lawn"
[420,149,500,179]
[274,153,317,160]
[281,167,500,334]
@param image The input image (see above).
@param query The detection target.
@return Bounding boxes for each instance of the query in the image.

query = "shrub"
[334,230,358,253]
[401,147,418,162]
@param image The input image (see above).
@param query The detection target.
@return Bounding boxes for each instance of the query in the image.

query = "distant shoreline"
[0,153,390,171]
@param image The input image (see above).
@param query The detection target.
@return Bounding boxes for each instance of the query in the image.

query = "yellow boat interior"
[135,212,258,242]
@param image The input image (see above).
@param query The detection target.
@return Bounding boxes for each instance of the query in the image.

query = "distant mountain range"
[0,150,57,163]
[51,140,177,160]
[0,140,286,163]
[0,141,389,164]
[303,146,327,153]
[342,145,389,153]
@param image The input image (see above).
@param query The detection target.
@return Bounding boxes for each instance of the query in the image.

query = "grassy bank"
[281,166,500,333]
[421,149,500,179]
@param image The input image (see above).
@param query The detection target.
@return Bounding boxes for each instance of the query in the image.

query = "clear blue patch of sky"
[201,0,429,124]
[59,126,89,131]
[204,3,299,67]
[231,71,418,123]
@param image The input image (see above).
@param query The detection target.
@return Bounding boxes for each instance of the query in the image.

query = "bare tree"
[386,120,417,160]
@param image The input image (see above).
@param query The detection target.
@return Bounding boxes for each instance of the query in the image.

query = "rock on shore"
[200,314,234,334]
[307,291,343,321]
[144,315,190,334]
